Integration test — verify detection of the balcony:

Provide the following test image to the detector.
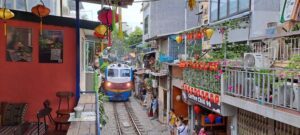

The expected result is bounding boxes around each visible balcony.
[222,67,300,127]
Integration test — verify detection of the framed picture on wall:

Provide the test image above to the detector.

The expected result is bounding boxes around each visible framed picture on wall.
[39,30,64,63]
[6,27,32,62]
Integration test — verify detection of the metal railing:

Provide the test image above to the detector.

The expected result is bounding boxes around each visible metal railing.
[80,91,101,135]
[223,67,300,112]
[251,37,300,61]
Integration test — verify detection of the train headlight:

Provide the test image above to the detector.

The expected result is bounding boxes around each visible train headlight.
[126,82,131,87]
[106,82,112,87]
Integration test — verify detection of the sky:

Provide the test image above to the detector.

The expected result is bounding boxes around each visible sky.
[82,2,143,30]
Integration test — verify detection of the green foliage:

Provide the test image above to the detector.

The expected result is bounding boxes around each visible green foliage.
[100,62,109,73]
[125,27,143,46]
[207,44,250,61]
[288,55,300,69]
[98,91,109,126]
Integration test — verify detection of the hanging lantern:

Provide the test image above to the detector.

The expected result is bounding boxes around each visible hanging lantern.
[204,92,209,101]
[215,95,220,104]
[208,113,216,123]
[31,1,50,35]
[197,89,201,97]
[205,28,214,40]
[188,0,197,11]
[194,105,201,114]
[98,7,119,29]
[196,31,202,39]
[210,93,214,102]
[176,35,183,44]
[94,25,107,39]
[201,90,205,98]
[193,32,198,40]
[0,8,14,35]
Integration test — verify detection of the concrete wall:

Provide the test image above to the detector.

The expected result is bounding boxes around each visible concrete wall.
[144,0,199,41]
[210,0,281,45]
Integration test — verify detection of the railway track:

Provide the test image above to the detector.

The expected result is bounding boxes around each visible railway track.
[113,102,146,135]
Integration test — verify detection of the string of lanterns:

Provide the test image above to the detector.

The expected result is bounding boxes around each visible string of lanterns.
[182,83,220,104]
[175,28,214,44]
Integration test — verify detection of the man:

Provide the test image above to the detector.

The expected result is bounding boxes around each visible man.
[177,116,188,135]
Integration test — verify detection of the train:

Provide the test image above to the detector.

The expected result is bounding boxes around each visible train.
[102,63,133,101]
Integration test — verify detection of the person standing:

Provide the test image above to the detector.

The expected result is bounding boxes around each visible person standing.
[151,96,158,119]
[169,109,177,135]
[177,116,188,135]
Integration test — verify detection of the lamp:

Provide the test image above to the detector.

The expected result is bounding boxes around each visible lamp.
[0,0,15,35]
[31,0,50,35]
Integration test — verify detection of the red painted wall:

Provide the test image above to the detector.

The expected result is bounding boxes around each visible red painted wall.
[0,20,76,121]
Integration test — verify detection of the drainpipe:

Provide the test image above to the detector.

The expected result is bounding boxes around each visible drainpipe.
[167,65,172,126]
[184,0,187,60]
[75,0,80,101]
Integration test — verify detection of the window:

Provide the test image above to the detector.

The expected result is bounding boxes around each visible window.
[210,1,218,22]
[120,69,131,77]
[239,0,250,11]
[144,16,149,34]
[219,0,228,19]
[108,69,118,77]
[210,0,250,22]
[229,0,237,15]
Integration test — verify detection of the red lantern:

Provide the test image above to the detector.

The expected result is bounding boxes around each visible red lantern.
[208,113,216,123]
[201,90,205,98]
[194,105,201,114]
[204,92,209,101]
[196,31,202,39]
[194,32,198,40]
[210,93,214,102]
[201,32,205,38]
[197,89,201,97]
[215,95,220,104]
[98,7,119,27]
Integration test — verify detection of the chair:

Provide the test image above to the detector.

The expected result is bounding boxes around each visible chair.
[56,91,74,117]
[43,100,70,131]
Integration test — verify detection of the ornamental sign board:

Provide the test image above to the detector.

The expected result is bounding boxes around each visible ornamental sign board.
[183,84,221,114]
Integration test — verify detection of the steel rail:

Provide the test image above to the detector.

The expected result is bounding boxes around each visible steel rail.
[124,102,143,135]
[113,103,123,135]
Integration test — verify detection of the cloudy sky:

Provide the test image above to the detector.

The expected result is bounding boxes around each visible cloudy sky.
[82,2,143,29]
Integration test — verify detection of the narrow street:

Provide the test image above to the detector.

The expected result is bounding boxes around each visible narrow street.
[101,97,169,135]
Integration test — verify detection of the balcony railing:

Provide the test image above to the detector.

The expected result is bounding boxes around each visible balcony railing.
[223,67,300,112]
[251,37,300,61]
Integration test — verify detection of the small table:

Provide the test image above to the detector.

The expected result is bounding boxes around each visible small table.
[67,94,97,135]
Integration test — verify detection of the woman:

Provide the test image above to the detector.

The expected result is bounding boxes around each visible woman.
[198,127,207,135]
[168,109,177,135]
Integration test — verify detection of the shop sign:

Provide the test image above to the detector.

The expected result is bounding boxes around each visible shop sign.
[182,84,221,113]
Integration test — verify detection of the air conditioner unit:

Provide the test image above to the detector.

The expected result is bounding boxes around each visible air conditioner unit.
[274,83,299,109]
[244,53,271,69]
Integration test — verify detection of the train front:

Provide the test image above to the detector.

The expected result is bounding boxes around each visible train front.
[103,64,133,101]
